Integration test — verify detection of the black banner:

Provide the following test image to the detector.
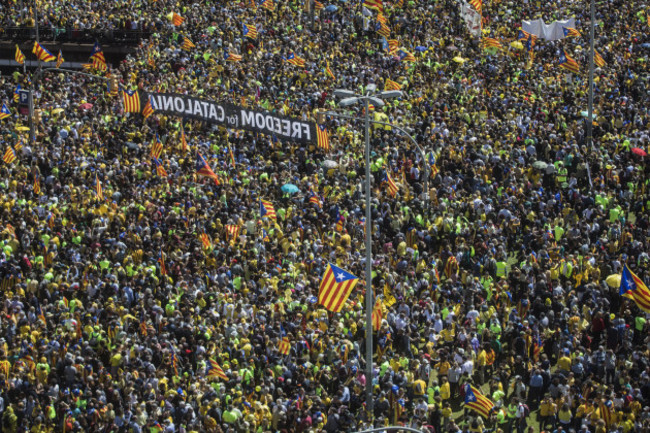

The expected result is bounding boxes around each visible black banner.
[146,92,316,144]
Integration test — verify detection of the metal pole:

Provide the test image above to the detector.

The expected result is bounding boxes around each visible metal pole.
[28,89,35,144]
[364,97,374,417]
[311,0,315,29]
[586,0,595,151]
[325,111,430,215]
[353,427,427,433]
[583,0,595,188]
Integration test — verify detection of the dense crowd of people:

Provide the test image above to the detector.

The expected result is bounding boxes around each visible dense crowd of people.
[0,0,650,432]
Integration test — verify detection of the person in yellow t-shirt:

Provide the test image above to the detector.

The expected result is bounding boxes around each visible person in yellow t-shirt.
[435,358,451,377]
[439,376,451,401]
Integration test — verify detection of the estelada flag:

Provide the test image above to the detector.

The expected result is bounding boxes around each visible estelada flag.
[318,263,359,312]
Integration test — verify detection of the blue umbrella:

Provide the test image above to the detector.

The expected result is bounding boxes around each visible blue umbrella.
[325,4,338,11]
[281,183,300,194]
[415,46,427,52]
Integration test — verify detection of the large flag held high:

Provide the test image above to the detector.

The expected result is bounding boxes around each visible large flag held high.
[620,264,650,313]
[464,384,494,417]
[318,263,359,312]
[32,42,56,62]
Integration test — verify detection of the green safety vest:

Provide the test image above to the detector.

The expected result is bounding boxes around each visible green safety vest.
[496,262,507,277]
[507,404,518,418]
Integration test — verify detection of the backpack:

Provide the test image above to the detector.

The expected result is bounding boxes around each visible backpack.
[519,403,530,418]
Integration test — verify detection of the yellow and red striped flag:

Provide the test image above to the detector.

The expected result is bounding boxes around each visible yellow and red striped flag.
[15,45,25,64]
[284,53,305,67]
[32,42,56,62]
[260,200,277,220]
[469,0,482,14]
[33,176,40,195]
[95,174,103,200]
[142,96,154,120]
[181,36,195,51]
[482,37,502,49]
[56,50,64,68]
[559,51,580,74]
[385,78,402,90]
[464,384,494,417]
[199,232,212,250]
[151,134,163,159]
[207,359,228,380]
[171,13,185,26]
[372,298,383,331]
[383,172,399,197]
[620,264,650,313]
[325,61,335,80]
[225,224,241,242]
[594,50,606,67]
[242,23,258,39]
[318,263,359,312]
[317,124,330,151]
[122,88,141,113]
[278,337,291,355]
[3,147,16,164]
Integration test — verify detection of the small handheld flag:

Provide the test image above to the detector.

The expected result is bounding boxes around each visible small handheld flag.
[172,13,185,26]
[562,27,582,38]
[316,124,330,151]
[325,61,335,80]
[594,50,606,68]
[318,263,359,312]
[152,158,168,177]
[382,172,399,197]
[0,104,10,120]
[620,264,650,313]
[3,147,16,164]
[199,232,212,250]
[15,45,25,64]
[396,49,416,62]
[142,96,154,120]
[284,53,306,67]
[33,176,41,195]
[181,37,196,51]
[464,384,494,417]
[242,23,258,39]
[151,134,163,159]
[122,88,141,113]
[558,51,580,74]
[260,200,277,220]
[13,85,21,103]
[372,298,383,331]
[224,51,243,62]
[195,153,220,185]
[207,359,228,380]
[259,0,275,11]
[363,0,384,13]
[95,174,103,200]
[56,50,64,68]
[385,78,402,91]
[32,42,56,62]
[89,42,107,70]
[278,337,291,355]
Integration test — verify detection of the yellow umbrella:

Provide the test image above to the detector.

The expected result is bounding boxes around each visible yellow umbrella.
[452,56,467,63]
[606,274,621,288]
[51,108,64,114]
[15,126,30,132]
[510,41,524,50]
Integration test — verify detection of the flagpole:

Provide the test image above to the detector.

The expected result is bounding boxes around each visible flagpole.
[586,0,595,163]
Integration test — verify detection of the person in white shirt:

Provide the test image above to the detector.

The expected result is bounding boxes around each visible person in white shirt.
[462,357,474,377]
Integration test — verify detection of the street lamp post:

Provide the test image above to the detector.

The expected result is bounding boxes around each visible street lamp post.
[323,111,430,216]
[332,86,402,416]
